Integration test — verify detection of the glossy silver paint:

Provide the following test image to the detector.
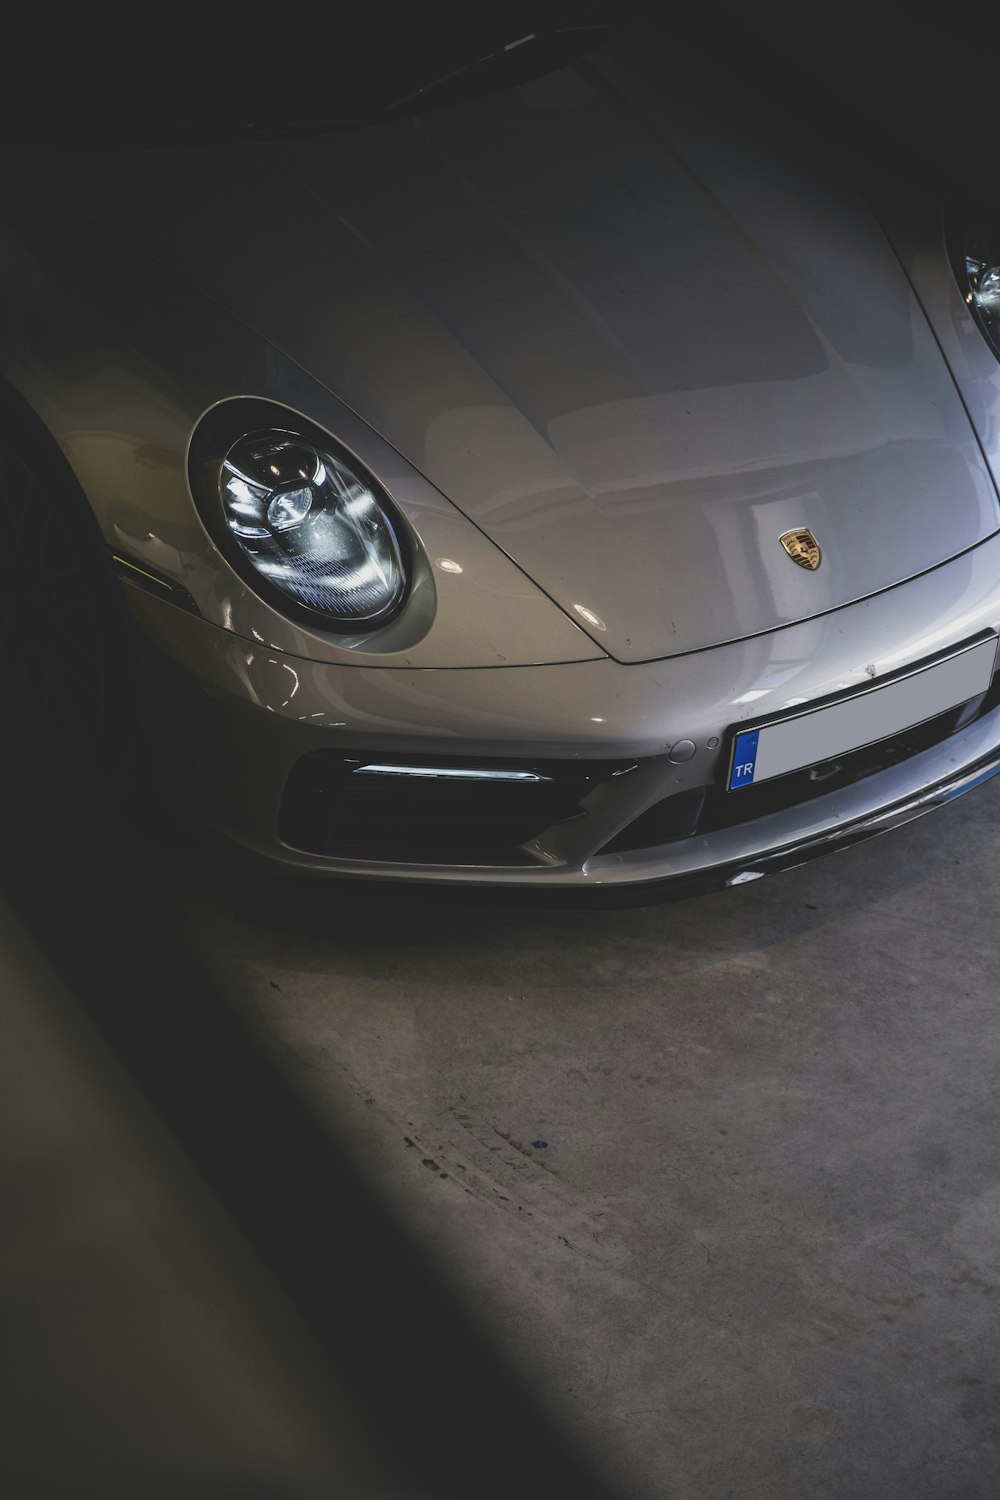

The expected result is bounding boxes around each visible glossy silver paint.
[24,39,999,666]
[2,20,1000,889]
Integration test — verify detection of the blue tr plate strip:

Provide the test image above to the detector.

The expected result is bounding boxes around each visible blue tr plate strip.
[730,729,759,790]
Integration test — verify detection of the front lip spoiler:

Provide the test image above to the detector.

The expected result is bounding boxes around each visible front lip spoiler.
[501,745,1000,908]
[440,747,1000,908]
[713,745,1000,889]
[566,739,1000,907]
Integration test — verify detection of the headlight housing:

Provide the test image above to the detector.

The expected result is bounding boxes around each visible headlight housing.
[190,405,409,631]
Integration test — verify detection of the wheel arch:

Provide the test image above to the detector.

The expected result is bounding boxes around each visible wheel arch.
[0,371,108,551]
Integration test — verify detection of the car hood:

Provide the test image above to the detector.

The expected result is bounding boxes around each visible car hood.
[36,31,1000,662]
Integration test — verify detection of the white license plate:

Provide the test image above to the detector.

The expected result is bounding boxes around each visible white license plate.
[728,635,997,791]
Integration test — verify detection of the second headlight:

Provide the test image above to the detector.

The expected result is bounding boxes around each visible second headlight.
[952,224,1000,362]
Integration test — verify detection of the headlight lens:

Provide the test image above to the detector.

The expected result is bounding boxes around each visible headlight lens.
[219,429,407,625]
[956,228,1000,360]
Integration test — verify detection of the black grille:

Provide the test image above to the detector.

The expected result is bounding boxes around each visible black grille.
[278,751,638,862]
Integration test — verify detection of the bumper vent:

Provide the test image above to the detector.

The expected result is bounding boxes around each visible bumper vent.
[278,751,637,863]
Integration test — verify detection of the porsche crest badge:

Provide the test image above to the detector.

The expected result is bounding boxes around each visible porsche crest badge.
[779,528,821,570]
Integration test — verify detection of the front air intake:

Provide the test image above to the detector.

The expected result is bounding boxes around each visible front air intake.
[278,750,637,863]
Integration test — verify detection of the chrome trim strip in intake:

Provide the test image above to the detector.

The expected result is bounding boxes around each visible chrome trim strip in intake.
[353,764,552,783]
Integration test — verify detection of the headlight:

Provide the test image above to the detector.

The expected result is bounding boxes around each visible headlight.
[954,226,1000,361]
[220,429,407,626]
[192,415,409,630]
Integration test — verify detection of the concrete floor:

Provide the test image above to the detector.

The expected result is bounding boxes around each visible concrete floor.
[164,778,1000,1499]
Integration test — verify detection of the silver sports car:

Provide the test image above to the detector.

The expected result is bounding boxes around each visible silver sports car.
[4,16,1000,896]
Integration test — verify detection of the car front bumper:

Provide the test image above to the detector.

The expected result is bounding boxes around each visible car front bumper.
[123,532,1000,895]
